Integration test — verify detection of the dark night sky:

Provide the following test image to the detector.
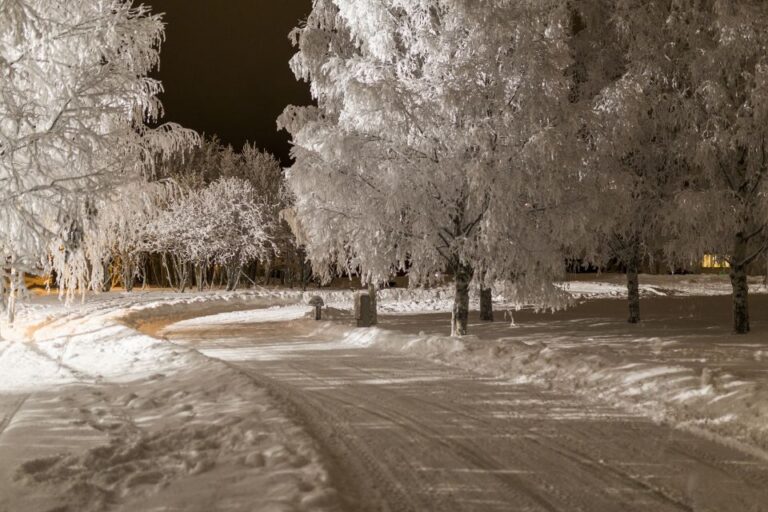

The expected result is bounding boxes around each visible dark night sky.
[146,1,313,164]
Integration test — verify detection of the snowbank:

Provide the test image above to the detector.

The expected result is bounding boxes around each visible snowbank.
[560,273,768,299]
[169,304,310,328]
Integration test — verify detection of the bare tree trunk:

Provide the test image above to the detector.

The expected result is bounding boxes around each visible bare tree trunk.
[480,287,493,321]
[178,261,188,293]
[367,282,378,326]
[226,264,241,292]
[0,270,7,317]
[170,255,188,293]
[730,265,750,334]
[17,271,28,301]
[195,263,206,292]
[208,266,217,291]
[478,268,493,321]
[730,232,750,334]
[252,261,259,287]
[262,261,271,286]
[301,254,310,291]
[7,266,18,325]
[626,245,641,324]
[451,263,474,336]
[101,258,112,292]
[121,254,134,292]
[161,253,175,290]
[139,261,148,290]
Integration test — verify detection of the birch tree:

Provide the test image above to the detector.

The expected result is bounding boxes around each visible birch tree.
[578,0,768,333]
[0,0,196,315]
[281,0,585,335]
[675,1,768,334]
[148,177,276,292]
[584,0,688,324]
[198,177,276,291]
[81,181,176,293]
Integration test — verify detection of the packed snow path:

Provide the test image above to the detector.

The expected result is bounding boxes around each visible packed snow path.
[162,314,768,512]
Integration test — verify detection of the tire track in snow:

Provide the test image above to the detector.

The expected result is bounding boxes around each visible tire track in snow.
[276,361,564,511]
[306,367,699,512]
[253,370,419,512]
[0,394,30,438]
[525,433,693,511]
[277,361,567,510]
[176,342,688,511]
[334,359,696,510]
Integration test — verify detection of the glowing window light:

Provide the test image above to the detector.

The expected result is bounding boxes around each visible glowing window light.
[702,254,730,269]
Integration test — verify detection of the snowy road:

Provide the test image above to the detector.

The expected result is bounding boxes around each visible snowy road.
[162,314,768,512]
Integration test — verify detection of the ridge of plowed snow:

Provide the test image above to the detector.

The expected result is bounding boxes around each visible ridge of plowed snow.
[334,317,768,459]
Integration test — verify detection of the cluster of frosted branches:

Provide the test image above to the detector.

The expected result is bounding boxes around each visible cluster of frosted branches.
[157,137,303,291]
[58,176,277,296]
[53,180,179,298]
[146,177,276,291]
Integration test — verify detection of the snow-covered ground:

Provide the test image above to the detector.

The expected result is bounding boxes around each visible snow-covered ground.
[2,273,767,510]
[149,274,768,456]
[160,282,768,511]
[0,291,338,512]
[560,272,768,299]
[335,275,768,458]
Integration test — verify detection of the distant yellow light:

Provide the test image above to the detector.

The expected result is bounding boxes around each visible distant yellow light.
[702,254,729,269]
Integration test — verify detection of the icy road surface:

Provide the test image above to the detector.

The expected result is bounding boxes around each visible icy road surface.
[162,313,768,512]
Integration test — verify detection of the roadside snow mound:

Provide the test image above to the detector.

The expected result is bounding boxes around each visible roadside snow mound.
[170,304,310,328]
[346,326,768,457]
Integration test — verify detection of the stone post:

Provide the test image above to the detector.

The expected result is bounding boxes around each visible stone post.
[308,296,324,320]
[355,292,374,327]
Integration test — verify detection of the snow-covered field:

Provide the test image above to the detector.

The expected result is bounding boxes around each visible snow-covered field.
[1,273,767,510]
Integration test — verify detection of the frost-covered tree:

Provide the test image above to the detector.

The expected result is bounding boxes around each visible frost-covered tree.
[144,188,197,292]
[582,1,688,324]
[0,0,196,316]
[159,136,224,190]
[148,177,275,292]
[81,181,176,293]
[281,0,586,335]
[673,1,768,334]
[199,177,276,291]
[157,138,295,288]
[576,0,768,333]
